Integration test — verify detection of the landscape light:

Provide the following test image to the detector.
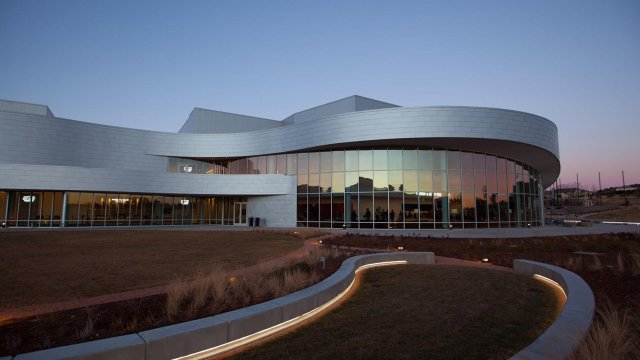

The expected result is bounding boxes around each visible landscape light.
[176,260,408,360]
[533,274,567,299]
[318,240,323,244]
[397,246,404,250]
[481,258,490,263]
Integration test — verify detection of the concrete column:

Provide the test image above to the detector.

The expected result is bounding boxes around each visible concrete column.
[61,192,68,228]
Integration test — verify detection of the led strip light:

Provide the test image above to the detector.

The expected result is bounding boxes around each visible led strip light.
[176,260,408,359]
[533,274,567,300]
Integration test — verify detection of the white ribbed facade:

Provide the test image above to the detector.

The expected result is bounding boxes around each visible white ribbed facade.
[0,96,559,229]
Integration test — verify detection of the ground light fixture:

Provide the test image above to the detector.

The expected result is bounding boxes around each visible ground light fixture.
[481,258,490,263]
[175,260,408,360]
[318,239,323,244]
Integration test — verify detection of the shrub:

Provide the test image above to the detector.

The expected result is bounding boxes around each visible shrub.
[571,302,639,359]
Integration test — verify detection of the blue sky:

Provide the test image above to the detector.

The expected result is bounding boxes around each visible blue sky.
[1,0,638,188]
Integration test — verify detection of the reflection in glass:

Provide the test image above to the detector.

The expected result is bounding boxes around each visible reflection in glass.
[308,173,320,193]
[93,194,106,226]
[359,171,373,192]
[286,154,297,175]
[359,193,373,227]
[332,151,345,172]
[297,153,308,175]
[403,170,418,192]
[461,152,474,170]
[389,192,403,229]
[78,193,93,226]
[373,193,388,224]
[276,155,286,174]
[418,170,432,192]
[433,150,446,170]
[462,170,474,192]
[474,153,486,171]
[373,150,387,170]
[345,172,359,192]
[320,152,332,173]
[345,193,357,227]
[374,171,388,191]
[320,173,331,193]
[345,151,358,171]
[403,150,417,170]
[297,174,308,193]
[388,150,402,170]
[404,192,419,228]
[359,150,373,171]
[462,192,476,226]
[332,193,344,225]
[449,192,462,224]
[418,150,432,170]
[388,170,403,191]
[308,195,319,221]
[332,172,345,193]
[320,194,331,221]
[297,195,307,222]
[267,155,277,174]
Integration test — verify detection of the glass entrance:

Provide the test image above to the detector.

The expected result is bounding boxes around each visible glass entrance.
[233,202,248,225]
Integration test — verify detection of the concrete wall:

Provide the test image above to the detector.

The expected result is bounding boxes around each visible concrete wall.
[10,252,435,360]
[7,256,593,360]
[511,259,595,360]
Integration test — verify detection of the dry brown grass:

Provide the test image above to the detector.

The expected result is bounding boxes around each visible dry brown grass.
[162,247,334,322]
[584,205,640,221]
[0,230,304,308]
[571,302,640,360]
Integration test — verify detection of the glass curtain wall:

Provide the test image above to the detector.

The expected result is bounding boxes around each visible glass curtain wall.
[0,191,246,227]
[295,148,542,229]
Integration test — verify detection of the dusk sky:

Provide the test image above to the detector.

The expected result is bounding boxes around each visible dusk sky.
[1,1,638,189]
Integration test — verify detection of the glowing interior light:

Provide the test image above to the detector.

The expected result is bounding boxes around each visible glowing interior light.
[183,165,193,173]
[397,246,404,250]
[180,199,190,205]
[175,260,408,360]
[21,195,36,203]
[533,274,567,300]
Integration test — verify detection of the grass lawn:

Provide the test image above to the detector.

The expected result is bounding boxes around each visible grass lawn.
[229,265,560,360]
[0,230,304,308]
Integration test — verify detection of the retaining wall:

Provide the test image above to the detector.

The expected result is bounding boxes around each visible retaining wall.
[510,259,595,360]
[8,255,594,360]
[12,252,434,360]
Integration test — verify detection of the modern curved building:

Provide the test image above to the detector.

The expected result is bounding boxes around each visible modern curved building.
[0,96,559,229]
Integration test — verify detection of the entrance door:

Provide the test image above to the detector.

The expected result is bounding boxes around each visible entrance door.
[233,202,248,225]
